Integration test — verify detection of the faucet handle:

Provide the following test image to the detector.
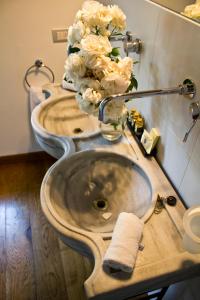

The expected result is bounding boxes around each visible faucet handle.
[123,31,142,56]
[183,102,200,142]
[190,102,200,119]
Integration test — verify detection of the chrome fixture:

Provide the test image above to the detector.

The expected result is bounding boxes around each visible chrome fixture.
[99,79,196,123]
[25,59,55,87]
[109,31,142,55]
[183,102,200,142]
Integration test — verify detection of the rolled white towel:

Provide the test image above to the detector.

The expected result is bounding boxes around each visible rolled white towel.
[103,212,144,273]
[29,86,45,112]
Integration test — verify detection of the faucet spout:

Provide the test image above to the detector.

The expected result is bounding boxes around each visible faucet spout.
[98,79,196,122]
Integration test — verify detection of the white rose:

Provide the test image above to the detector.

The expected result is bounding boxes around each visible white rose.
[94,55,112,71]
[82,1,103,12]
[76,93,99,117]
[101,73,130,94]
[192,5,200,18]
[84,7,112,31]
[81,52,111,71]
[74,77,101,92]
[80,52,98,69]
[64,53,86,81]
[183,3,200,19]
[81,35,112,56]
[76,1,111,34]
[75,2,116,36]
[76,93,97,115]
[75,10,84,22]
[67,21,90,45]
[82,88,103,104]
[117,57,133,80]
[93,56,118,79]
[108,5,126,30]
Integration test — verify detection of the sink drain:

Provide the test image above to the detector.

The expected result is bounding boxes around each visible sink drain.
[73,127,83,134]
[93,199,108,211]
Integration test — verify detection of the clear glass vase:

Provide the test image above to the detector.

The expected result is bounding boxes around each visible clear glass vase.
[99,100,127,141]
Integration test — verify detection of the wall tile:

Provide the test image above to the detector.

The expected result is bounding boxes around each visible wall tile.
[157,123,190,188]
[179,131,200,206]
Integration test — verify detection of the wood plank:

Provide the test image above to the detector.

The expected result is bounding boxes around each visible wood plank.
[0,155,55,196]
[59,240,94,300]
[29,189,69,300]
[5,193,36,300]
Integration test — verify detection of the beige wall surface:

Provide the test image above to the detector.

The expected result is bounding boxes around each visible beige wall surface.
[0,0,84,156]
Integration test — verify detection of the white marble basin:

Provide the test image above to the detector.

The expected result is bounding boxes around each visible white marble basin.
[32,93,100,139]
[41,149,154,239]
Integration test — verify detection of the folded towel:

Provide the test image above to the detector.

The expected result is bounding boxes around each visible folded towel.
[62,74,76,91]
[29,86,45,112]
[103,212,144,273]
[62,79,76,91]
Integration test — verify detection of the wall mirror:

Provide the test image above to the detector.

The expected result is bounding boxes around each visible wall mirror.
[151,0,200,24]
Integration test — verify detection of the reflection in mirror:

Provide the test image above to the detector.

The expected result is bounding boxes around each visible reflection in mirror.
[151,0,200,23]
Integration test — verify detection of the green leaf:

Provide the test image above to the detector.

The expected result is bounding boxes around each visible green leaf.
[67,45,80,55]
[133,61,139,65]
[127,74,138,92]
[111,47,120,57]
[131,76,138,90]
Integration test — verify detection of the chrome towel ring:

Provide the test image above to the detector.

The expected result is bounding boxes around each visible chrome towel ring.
[25,59,55,87]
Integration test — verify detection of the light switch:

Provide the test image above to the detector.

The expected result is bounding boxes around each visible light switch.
[52,29,68,43]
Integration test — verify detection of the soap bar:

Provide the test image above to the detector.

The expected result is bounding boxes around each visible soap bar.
[141,128,160,154]
[149,128,160,149]
[141,130,153,154]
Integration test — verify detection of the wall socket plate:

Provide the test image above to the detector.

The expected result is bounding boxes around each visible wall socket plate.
[52,28,68,43]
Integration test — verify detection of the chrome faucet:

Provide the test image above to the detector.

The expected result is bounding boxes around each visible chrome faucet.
[98,79,196,123]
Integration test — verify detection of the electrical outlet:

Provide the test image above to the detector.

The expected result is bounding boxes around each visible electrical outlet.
[52,29,68,43]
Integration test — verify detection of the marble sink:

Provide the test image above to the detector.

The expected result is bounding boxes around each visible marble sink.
[31,90,100,159]
[41,149,155,241]
[31,93,100,139]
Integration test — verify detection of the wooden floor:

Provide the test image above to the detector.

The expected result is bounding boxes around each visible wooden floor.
[0,153,150,300]
[0,153,94,300]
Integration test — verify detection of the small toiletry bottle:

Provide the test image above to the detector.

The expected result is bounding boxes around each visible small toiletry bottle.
[128,109,139,128]
[134,117,144,138]
[132,111,141,128]
[128,109,136,122]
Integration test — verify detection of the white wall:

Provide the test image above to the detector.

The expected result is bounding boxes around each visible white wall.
[0,0,84,156]
[103,0,200,209]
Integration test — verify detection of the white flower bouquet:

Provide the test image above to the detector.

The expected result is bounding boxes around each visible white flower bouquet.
[64,0,138,116]
[182,0,200,22]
